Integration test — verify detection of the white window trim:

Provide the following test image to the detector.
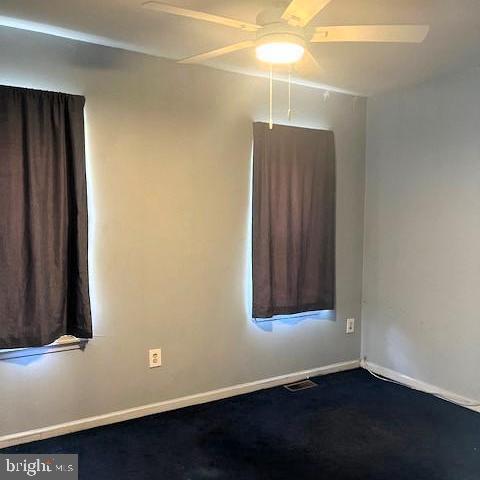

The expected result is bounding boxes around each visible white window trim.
[0,335,87,360]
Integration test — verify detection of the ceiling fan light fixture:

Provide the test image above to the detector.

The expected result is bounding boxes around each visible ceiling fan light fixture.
[256,41,305,64]
[255,31,306,64]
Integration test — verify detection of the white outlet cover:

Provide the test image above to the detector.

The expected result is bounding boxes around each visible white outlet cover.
[346,318,355,334]
[149,348,162,368]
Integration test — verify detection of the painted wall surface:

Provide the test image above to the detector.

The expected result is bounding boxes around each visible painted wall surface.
[363,67,480,399]
[0,27,366,437]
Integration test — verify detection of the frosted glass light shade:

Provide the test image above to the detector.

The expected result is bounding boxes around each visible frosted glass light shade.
[255,42,305,64]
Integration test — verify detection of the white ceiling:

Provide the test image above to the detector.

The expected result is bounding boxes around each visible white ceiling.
[1,0,479,95]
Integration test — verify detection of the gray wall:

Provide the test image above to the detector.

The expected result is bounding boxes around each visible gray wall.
[363,66,480,399]
[0,27,366,437]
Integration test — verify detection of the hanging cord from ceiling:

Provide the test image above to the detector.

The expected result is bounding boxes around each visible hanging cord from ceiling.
[268,65,295,129]
[288,67,292,121]
[363,363,480,407]
[269,64,273,130]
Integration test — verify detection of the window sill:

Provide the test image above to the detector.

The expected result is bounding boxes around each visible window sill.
[253,309,335,322]
[0,335,88,360]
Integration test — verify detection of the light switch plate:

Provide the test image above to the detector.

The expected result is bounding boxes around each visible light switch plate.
[346,318,355,334]
[149,348,162,368]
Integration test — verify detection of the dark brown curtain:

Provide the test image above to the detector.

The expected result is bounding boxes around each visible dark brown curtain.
[252,122,336,318]
[0,85,92,348]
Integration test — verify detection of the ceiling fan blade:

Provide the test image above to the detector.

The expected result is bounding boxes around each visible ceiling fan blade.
[178,41,255,64]
[142,1,261,32]
[282,0,333,27]
[311,25,430,43]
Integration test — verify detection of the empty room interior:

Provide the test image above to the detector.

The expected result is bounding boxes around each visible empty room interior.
[0,0,479,478]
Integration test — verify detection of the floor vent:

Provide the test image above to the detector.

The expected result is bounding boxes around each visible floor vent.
[284,379,318,392]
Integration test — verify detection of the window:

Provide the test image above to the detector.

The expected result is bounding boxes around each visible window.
[251,122,336,319]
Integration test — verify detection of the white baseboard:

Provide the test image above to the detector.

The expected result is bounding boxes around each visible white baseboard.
[0,359,359,449]
[362,360,480,414]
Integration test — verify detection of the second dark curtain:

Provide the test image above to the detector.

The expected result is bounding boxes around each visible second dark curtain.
[0,85,92,348]
[252,122,336,318]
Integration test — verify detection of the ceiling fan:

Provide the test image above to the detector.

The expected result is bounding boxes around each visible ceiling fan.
[141,0,430,68]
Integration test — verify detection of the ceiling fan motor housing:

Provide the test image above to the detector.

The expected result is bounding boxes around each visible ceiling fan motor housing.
[255,7,307,53]
[256,23,306,44]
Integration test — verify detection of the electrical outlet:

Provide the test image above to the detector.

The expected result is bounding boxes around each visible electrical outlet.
[346,318,355,334]
[149,348,162,368]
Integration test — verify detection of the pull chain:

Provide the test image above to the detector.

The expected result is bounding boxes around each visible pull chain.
[288,67,292,121]
[269,64,273,130]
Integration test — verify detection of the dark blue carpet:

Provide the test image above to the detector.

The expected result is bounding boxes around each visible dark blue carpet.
[2,369,479,479]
